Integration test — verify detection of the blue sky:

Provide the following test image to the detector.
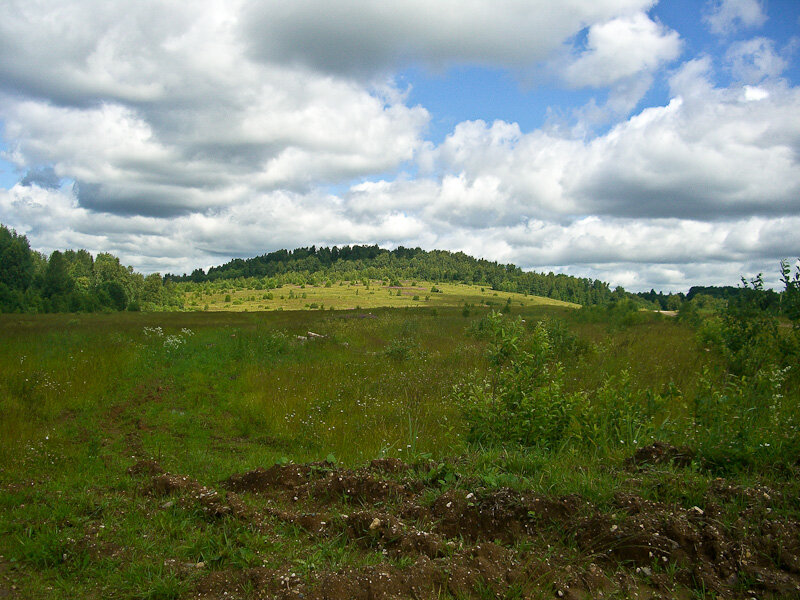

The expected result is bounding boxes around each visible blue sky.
[400,0,800,142]
[1,0,799,291]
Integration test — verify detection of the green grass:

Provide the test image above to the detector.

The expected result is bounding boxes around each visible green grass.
[181,279,576,312]
[1,305,797,598]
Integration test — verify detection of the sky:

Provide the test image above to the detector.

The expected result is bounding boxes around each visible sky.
[1,0,799,292]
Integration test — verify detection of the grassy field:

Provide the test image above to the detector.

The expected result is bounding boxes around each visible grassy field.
[1,305,798,599]
[181,280,577,312]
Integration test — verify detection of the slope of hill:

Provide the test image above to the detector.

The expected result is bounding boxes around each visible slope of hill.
[169,245,615,306]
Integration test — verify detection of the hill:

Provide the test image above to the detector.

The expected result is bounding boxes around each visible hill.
[168,245,615,306]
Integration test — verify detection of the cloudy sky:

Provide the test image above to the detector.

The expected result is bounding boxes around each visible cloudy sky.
[1,0,799,291]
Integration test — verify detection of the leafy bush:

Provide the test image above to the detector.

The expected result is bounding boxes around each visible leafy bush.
[454,312,579,449]
[569,370,664,452]
[536,317,593,360]
[384,337,418,361]
[780,258,800,327]
[702,275,783,376]
[693,365,796,473]
[576,297,649,328]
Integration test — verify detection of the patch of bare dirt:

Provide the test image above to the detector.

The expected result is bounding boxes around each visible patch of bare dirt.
[222,463,422,507]
[126,458,165,476]
[369,457,410,474]
[128,460,256,522]
[223,464,323,493]
[125,457,800,600]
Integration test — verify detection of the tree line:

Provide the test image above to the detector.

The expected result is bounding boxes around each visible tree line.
[635,282,785,313]
[167,244,616,306]
[0,225,182,313]
[6,221,795,315]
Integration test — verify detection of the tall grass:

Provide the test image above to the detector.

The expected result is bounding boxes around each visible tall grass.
[2,304,798,598]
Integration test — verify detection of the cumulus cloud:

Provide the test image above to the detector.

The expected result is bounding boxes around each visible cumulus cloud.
[19,166,60,189]
[0,0,431,217]
[725,37,788,83]
[556,12,681,130]
[572,86,800,219]
[417,70,800,223]
[704,0,767,35]
[562,13,681,88]
[0,0,798,292]
[240,0,656,76]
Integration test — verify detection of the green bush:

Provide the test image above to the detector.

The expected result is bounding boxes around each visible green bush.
[384,337,417,361]
[454,312,579,449]
[569,370,663,452]
[693,364,795,473]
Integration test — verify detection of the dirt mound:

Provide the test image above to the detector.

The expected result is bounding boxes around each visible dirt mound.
[369,457,410,474]
[425,488,583,543]
[309,470,415,504]
[149,473,200,496]
[126,459,165,476]
[625,441,694,469]
[222,464,320,493]
[344,510,448,558]
[572,491,800,597]
[127,465,255,522]
[156,460,800,600]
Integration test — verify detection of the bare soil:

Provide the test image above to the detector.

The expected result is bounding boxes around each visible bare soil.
[125,444,800,600]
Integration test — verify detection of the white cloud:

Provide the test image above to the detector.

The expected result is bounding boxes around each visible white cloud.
[704,0,767,35]
[725,37,788,83]
[0,0,431,217]
[0,0,798,293]
[667,56,717,99]
[417,72,800,223]
[556,12,680,130]
[5,181,797,292]
[743,85,769,101]
[563,13,681,88]
[240,0,657,76]
[572,85,800,219]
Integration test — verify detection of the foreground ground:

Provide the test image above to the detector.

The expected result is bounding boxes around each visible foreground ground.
[1,307,798,598]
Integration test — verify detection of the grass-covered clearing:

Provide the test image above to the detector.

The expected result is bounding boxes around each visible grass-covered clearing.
[182,280,576,312]
[1,304,798,599]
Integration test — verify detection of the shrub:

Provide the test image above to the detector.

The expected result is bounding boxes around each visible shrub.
[384,337,416,361]
[569,370,662,451]
[454,312,579,449]
[693,365,795,473]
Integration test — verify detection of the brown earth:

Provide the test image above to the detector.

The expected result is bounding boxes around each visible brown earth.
[124,448,800,600]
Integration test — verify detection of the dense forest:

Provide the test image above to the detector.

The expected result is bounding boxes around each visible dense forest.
[0,224,183,313]
[167,244,617,306]
[635,282,784,312]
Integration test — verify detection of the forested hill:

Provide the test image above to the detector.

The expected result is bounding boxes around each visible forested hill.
[167,245,616,306]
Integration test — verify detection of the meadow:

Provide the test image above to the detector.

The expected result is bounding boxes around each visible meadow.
[180,279,576,312]
[1,287,798,599]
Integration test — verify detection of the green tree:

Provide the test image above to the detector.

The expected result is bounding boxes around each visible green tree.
[781,259,800,326]
[93,253,132,308]
[142,273,164,308]
[0,225,35,291]
[43,251,74,298]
